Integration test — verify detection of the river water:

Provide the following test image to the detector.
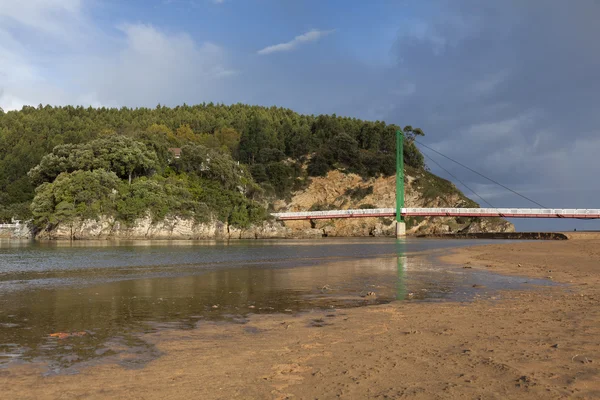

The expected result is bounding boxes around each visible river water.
[0,238,553,373]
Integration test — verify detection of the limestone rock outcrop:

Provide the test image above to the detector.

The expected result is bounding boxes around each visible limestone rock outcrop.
[34,170,514,240]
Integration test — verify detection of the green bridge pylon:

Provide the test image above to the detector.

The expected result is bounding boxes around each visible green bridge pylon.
[396,129,406,237]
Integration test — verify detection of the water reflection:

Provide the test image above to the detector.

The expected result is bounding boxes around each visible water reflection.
[0,239,553,373]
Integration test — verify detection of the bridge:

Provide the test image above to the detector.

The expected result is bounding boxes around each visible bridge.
[0,222,21,229]
[270,129,598,237]
[0,221,27,239]
[272,208,600,221]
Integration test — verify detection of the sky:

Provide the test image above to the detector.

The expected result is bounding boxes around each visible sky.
[0,0,599,231]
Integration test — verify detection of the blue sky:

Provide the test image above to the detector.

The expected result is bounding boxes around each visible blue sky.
[1,0,599,231]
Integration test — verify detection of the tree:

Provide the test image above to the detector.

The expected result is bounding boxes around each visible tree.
[30,170,121,228]
[330,133,360,167]
[258,148,285,163]
[178,144,212,177]
[147,123,173,138]
[403,125,425,142]
[238,111,277,164]
[28,136,158,185]
[133,128,172,169]
[95,136,158,184]
[284,123,311,158]
[250,164,268,183]
[265,162,294,197]
[178,143,255,191]
[307,153,330,177]
[175,124,196,142]
[360,150,381,177]
[400,127,425,170]
[28,145,100,184]
[116,176,197,223]
[2,103,430,223]
[197,133,221,149]
[215,127,240,154]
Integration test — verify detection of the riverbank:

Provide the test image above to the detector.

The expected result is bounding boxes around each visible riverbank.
[417,231,571,240]
[3,236,599,399]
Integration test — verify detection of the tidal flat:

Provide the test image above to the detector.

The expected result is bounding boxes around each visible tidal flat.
[1,237,598,399]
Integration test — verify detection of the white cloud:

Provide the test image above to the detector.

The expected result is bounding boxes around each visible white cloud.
[0,2,77,110]
[0,0,82,37]
[257,29,335,55]
[79,24,237,107]
[0,2,237,111]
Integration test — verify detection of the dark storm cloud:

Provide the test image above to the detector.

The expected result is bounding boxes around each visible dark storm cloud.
[379,0,600,222]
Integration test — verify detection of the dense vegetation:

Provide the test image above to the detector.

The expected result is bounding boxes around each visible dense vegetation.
[0,104,426,227]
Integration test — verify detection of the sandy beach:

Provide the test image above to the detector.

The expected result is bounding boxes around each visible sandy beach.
[3,235,599,399]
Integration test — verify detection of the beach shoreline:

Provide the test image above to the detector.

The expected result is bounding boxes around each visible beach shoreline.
[3,235,599,399]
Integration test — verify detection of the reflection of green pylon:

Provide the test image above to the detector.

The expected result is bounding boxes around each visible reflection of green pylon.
[396,239,407,300]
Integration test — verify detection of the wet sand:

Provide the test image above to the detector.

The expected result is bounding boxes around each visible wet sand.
[3,235,600,399]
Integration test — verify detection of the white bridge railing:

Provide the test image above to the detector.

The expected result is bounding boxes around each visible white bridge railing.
[272,208,600,220]
[0,224,20,228]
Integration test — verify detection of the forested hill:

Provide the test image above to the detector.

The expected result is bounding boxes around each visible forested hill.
[0,104,426,227]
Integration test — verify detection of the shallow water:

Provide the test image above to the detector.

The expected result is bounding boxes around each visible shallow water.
[0,238,554,373]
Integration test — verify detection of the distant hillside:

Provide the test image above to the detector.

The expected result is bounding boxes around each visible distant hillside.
[0,104,511,236]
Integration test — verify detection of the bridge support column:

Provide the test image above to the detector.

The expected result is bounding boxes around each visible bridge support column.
[396,129,405,237]
[396,221,406,237]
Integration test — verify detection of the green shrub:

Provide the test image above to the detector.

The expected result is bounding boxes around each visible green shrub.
[380,218,394,226]
[358,203,376,209]
[265,162,294,197]
[345,186,373,201]
[307,153,331,177]
[405,216,425,229]
[309,203,337,211]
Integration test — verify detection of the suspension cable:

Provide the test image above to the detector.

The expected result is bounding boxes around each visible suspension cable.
[420,149,497,209]
[414,139,547,208]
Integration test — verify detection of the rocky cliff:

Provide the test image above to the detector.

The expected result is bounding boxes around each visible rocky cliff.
[273,169,514,237]
[35,217,292,240]
[35,168,513,240]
